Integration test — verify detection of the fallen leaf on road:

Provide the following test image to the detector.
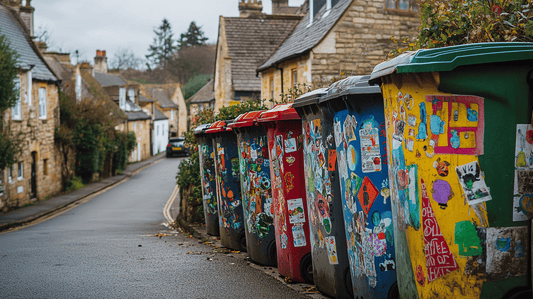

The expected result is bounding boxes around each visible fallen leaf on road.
[303,287,320,294]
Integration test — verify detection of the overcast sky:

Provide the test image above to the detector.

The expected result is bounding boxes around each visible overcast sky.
[33,0,305,66]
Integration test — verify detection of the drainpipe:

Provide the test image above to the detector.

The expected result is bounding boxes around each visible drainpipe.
[276,64,284,97]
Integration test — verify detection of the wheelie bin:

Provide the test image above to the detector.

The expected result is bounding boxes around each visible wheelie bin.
[369,42,533,299]
[257,103,314,283]
[194,123,219,236]
[228,111,277,266]
[320,76,398,298]
[206,120,246,252]
[294,88,353,298]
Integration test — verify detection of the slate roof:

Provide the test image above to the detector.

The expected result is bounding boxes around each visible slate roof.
[94,72,127,87]
[139,95,154,103]
[80,68,127,120]
[258,0,353,71]
[0,5,57,81]
[223,15,300,92]
[154,107,168,121]
[142,85,179,109]
[188,79,215,104]
[125,111,151,121]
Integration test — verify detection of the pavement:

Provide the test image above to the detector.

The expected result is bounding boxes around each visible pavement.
[0,153,166,232]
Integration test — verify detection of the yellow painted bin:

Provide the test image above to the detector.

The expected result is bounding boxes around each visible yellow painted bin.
[369,43,533,299]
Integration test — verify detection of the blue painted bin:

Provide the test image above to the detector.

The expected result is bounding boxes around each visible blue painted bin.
[206,120,246,252]
[194,123,219,236]
[294,89,353,298]
[229,111,277,266]
[320,76,398,299]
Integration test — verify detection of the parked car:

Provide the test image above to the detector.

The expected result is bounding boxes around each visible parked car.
[166,137,189,157]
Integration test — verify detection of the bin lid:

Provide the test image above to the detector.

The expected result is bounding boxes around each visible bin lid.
[228,110,265,129]
[258,103,300,123]
[193,123,212,136]
[205,120,233,133]
[320,75,381,103]
[293,88,327,108]
[370,42,533,82]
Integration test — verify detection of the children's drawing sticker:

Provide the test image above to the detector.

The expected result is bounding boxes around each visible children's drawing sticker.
[280,232,288,249]
[334,120,342,146]
[347,144,358,171]
[284,138,297,153]
[285,172,295,193]
[431,179,454,209]
[454,220,482,256]
[486,226,528,276]
[292,224,307,247]
[455,161,492,205]
[325,236,339,264]
[287,198,306,224]
[433,158,450,177]
[359,115,382,173]
[404,93,414,110]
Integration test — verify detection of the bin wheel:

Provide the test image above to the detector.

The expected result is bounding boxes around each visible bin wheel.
[299,253,314,284]
[344,267,354,298]
[388,282,399,299]
[238,231,247,252]
[267,240,277,267]
[502,287,531,299]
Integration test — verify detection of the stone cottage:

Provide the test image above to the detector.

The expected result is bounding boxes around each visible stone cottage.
[139,84,187,137]
[213,0,302,111]
[188,78,215,122]
[257,0,420,102]
[0,0,62,212]
[92,51,152,162]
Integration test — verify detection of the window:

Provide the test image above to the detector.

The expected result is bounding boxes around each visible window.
[39,87,47,119]
[119,88,126,110]
[75,74,82,101]
[8,166,13,183]
[17,162,23,180]
[270,76,274,100]
[133,123,137,132]
[27,70,32,106]
[292,69,298,87]
[43,159,48,175]
[386,0,417,11]
[128,89,135,103]
[156,125,159,136]
[12,77,21,120]
[171,110,174,121]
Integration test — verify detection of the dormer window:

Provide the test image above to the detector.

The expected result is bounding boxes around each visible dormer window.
[128,89,135,103]
[308,0,332,26]
[119,87,126,110]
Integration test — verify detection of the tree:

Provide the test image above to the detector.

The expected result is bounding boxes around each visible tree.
[169,43,215,84]
[178,21,208,49]
[110,48,143,70]
[0,32,21,171]
[391,0,533,56]
[145,18,178,70]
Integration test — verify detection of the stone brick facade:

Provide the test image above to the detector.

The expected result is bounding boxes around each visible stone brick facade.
[0,72,62,212]
[260,0,420,100]
[127,119,151,162]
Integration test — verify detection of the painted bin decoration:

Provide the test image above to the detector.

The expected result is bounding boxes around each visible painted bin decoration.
[194,123,220,236]
[369,42,533,299]
[320,76,398,298]
[258,103,314,283]
[229,111,277,266]
[205,120,247,252]
[294,89,353,298]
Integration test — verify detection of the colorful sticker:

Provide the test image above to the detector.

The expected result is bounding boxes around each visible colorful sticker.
[485,226,528,276]
[513,124,533,221]
[287,198,306,224]
[284,138,297,153]
[454,221,482,257]
[328,149,337,171]
[421,179,459,282]
[360,116,382,173]
[455,161,492,205]
[325,236,339,264]
[292,224,307,247]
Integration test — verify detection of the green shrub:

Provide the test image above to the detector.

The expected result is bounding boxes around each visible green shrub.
[66,176,85,193]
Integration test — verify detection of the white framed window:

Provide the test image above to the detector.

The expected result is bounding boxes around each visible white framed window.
[119,88,126,110]
[12,77,21,120]
[17,162,23,180]
[27,70,32,106]
[133,123,137,132]
[171,110,174,120]
[386,0,417,11]
[128,89,135,103]
[39,87,47,119]
[156,125,159,136]
[75,74,82,101]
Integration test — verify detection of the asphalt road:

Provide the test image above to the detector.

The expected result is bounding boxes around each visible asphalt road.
[0,157,309,299]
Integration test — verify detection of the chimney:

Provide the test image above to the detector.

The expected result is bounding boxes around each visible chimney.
[34,40,47,53]
[19,0,34,36]
[239,0,262,17]
[272,0,288,14]
[94,50,108,74]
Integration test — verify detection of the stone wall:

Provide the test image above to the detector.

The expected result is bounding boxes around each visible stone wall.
[260,54,311,104]
[214,16,233,112]
[311,0,420,82]
[0,73,62,212]
[127,119,151,162]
